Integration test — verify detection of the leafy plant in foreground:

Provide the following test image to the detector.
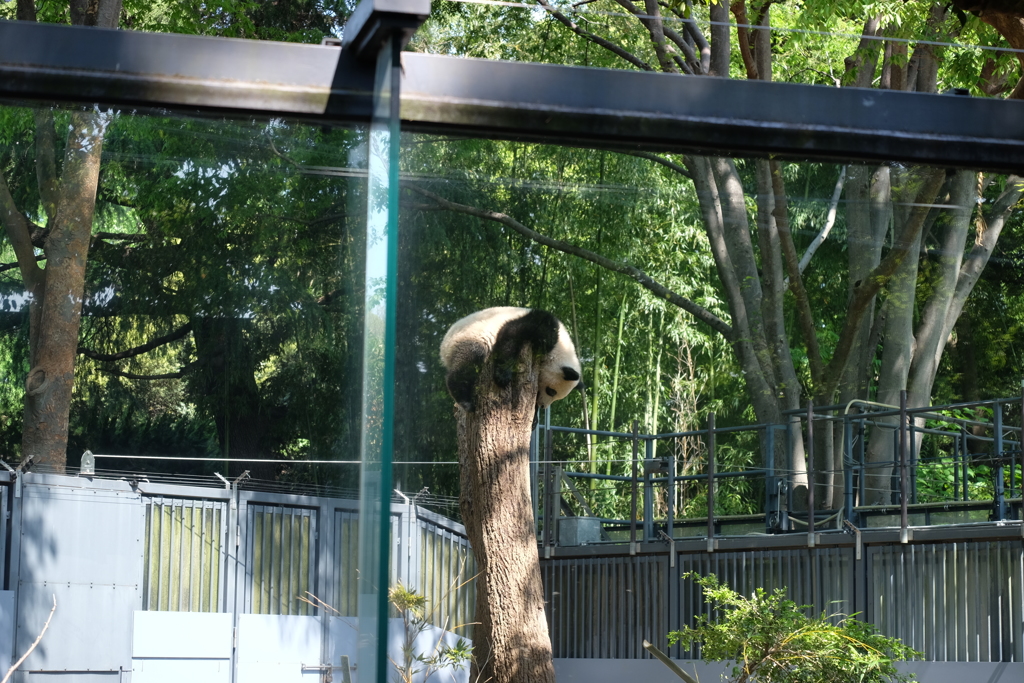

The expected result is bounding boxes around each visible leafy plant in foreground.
[667,573,920,683]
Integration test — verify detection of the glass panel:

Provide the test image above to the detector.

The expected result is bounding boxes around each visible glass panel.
[356,34,403,683]
[391,131,1024,664]
[0,99,370,625]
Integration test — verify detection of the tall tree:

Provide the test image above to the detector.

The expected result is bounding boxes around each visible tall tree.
[0,0,122,470]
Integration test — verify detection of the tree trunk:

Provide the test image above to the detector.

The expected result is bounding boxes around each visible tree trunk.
[21,110,111,471]
[3,0,122,471]
[457,344,556,683]
[862,170,933,504]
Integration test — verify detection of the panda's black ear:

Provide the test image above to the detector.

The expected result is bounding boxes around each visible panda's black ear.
[562,366,580,381]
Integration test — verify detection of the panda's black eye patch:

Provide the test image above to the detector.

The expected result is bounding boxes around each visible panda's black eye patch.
[562,367,580,381]
[545,387,558,397]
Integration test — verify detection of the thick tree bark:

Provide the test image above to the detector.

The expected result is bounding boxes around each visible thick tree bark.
[20,110,111,471]
[457,344,555,683]
[0,0,122,471]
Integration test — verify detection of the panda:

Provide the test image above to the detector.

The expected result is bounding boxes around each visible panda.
[440,307,582,412]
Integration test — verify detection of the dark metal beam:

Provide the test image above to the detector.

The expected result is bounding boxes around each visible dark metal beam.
[2,21,1024,171]
[399,54,1024,173]
[0,20,374,119]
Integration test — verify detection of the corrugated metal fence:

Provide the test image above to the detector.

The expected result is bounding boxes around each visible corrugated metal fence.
[541,536,1024,662]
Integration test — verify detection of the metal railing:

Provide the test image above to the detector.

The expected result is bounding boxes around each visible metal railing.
[531,392,1024,548]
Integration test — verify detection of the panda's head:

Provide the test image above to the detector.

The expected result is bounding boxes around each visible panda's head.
[537,323,583,407]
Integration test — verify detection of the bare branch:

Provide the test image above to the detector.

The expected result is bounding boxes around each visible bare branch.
[99,368,189,380]
[92,232,147,242]
[535,0,655,71]
[0,254,46,274]
[612,0,679,73]
[771,160,824,387]
[797,166,846,274]
[2,595,55,683]
[731,1,759,80]
[406,183,733,338]
[625,151,693,179]
[79,322,193,362]
[0,171,44,289]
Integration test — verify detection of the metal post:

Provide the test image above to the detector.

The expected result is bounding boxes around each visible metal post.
[961,424,970,502]
[765,425,776,533]
[807,402,815,544]
[953,429,960,501]
[844,412,855,525]
[643,438,654,543]
[786,417,795,526]
[532,411,540,540]
[858,418,866,508]
[910,413,918,504]
[667,452,675,541]
[630,421,639,555]
[994,401,1006,521]
[899,390,909,544]
[707,413,715,553]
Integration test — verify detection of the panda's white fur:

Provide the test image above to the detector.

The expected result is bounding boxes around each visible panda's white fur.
[440,307,582,411]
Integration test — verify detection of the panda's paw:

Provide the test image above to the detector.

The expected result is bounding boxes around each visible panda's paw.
[458,399,476,412]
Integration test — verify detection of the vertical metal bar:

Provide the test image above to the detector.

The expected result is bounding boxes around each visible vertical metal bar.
[844,413,855,525]
[643,438,654,543]
[187,501,196,611]
[667,452,675,541]
[198,504,206,612]
[858,418,866,507]
[900,390,909,544]
[765,425,776,533]
[807,402,815,539]
[531,410,540,534]
[962,425,970,502]
[995,402,1006,521]
[954,430,961,501]
[910,414,919,505]
[630,420,639,554]
[707,412,716,553]
[176,502,185,611]
[786,417,795,526]
[545,417,555,549]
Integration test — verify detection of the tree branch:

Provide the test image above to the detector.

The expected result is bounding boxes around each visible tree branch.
[99,368,189,381]
[2,595,55,683]
[797,166,846,274]
[0,255,46,274]
[0,170,44,289]
[535,0,655,71]
[625,151,693,179]
[92,232,147,242]
[613,0,687,72]
[405,183,733,338]
[731,1,759,79]
[78,322,193,362]
[770,160,824,388]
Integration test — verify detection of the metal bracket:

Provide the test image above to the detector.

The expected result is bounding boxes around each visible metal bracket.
[1,454,35,498]
[80,450,95,476]
[843,520,862,561]
[658,531,676,568]
[342,0,430,61]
